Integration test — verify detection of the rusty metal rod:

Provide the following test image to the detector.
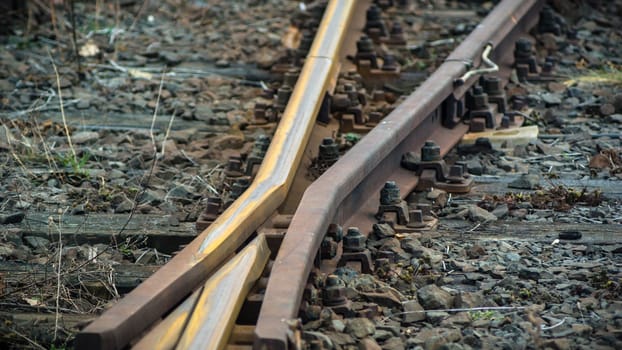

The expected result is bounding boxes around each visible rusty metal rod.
[254,1,545,349]
[75,1,356,349]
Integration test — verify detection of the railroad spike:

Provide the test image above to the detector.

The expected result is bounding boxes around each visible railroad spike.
[376,181,410,225]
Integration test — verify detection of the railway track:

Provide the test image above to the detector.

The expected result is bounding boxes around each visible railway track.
[75,1,622,349]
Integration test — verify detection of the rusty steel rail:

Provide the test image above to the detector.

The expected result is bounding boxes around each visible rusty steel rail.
[254,0,545,348]
[133,235,270,350]
[75,1,356,348]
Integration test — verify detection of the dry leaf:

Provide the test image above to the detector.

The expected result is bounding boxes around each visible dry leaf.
[282,25,301,50]
[79,40,101,57]
[575,58,588,70]
[23,297,42,306]
[128,69,153,80]
[589,154,611,169]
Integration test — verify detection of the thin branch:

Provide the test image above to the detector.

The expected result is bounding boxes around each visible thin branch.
[129,0,150,32]
[116,70,166,240]
[381,306,527,322]
[149,73,165,155]
[9,327,46,350]
[48,49,77,163]
[54,208,67,342]
[68,0,82,78]
[159,111,176,157]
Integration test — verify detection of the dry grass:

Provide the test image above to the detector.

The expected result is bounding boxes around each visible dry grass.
[564,61,622,87]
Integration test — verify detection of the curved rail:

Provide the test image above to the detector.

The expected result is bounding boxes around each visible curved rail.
[254,0,545,348]
[134,235,269,350]
[75,1,356,348]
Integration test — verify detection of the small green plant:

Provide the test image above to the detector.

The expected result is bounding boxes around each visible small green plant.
[118,243,133,257]
[414,60,428,71]
[519,288,532,299]
[470,310,496,321]
[343,133,361,145]
[57,151,90,176]
[399,269,413,283]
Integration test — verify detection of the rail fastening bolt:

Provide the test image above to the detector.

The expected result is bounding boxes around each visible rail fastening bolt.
[482,76,502,95]
[356,35,374,54]
[318,137,339,166]
[230,177,250,199]
[382,54,398,71]
[276,85,293,112]
[421,140,441,162]
[380,181,401,205]
[323,274,347,306]
[366,4,382,24]
[298,31,314,53]
[284,69,299,87]
[471,85,489,110]
[390,21,404,37]
[515,38,532,58]
[447,164,465,183]
[343,227,366,252]
[227,157,243,173]
[408,209,424,227]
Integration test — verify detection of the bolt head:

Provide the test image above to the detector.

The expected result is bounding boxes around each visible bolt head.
[343,228,366,252]
[323,275,346,305]
[409,209,423,223]
[421,141,441,161]
[322,137,334,145]
[325,274,341,287]
[449,164,464,178]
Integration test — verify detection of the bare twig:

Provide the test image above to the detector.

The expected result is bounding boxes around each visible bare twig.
[52,208,67,341]
[95,0,101,31]
[107,267,120,299]
[1,124,33,177]
[48,49,77,164]
[0,302,80,315]
[68,0,82,77]
[49,0,61,43]
[31,117,62,176]
[116,70,167,240]
[180,149,199,166]
[540,317,566,331]
[467,222,482,232]
[3,98,80,118]
[381,305,527,322]
[159,112,176,157]
[115,0,121,35]
[9,327,46,350]
[129,0,150,32]
[149,73,165,155]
